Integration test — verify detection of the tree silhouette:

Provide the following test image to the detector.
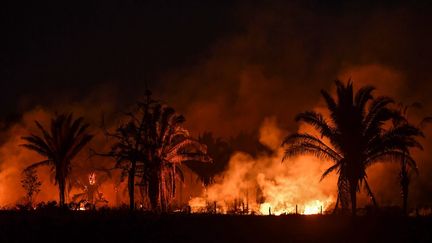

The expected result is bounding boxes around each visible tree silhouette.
[139,95,211,212]
[21,113,94,207]
[102,90,210,211]
[283,81,421,216]
[100,92,156,210]
[21,168,42,207]
[185,132,232,187]
[394,102,432,215]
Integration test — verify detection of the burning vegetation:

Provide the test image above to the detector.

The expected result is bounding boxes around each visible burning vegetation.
[0,80,428,217]
[188,117,336,215]
[3,1,432,241]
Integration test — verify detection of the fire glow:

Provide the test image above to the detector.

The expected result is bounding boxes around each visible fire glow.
[188,118,336,215]
[0,109,337,214]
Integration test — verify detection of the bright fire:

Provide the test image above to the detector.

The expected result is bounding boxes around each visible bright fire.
[303,200,324,215]
[188,117,336,215]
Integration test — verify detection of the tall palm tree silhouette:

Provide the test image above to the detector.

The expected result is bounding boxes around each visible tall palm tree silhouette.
[140,99,211,212]
[104,90,210,211]
[394,102,431,215]
[21,114,93,207]
[283,81,420,216]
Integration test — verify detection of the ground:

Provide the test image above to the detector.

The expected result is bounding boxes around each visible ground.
[0,210,431,242]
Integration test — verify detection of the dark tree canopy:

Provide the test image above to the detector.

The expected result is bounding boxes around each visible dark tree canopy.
[102,91,211,211]
[283,81,424,215]
[21,113,94,207]
[185,132,232,187]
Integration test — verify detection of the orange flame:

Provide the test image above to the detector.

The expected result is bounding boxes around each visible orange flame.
[189,117,337,215]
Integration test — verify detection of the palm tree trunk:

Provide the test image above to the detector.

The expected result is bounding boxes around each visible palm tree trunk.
[401,156,409,215]
[128,161,136,210]
[58,177,66,207]
[402,182,408,215]
[149,168,160,211]
[159,171,165,212]
[172,167,176,197]
[349,180,357,216]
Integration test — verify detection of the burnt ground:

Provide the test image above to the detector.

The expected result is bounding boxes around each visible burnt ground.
[0,210,431,242]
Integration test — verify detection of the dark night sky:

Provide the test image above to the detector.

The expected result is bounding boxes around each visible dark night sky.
[2,0,432,128]
[2,0,239,120]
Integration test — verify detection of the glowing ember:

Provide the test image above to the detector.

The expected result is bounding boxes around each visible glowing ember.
[189,197,208,213]
[189,197,331,215]
[88,172,96,185]
[257,198,333,215]
[303,200,325,215]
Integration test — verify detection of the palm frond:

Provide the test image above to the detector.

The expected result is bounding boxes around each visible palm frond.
[20,144,50,157]
[24,160,51,171]
[283,133,342,160]
[283,142,341,163]
[365,150,418,173]
[364,96,395,129]
[321,162,341,181]
[419,116,432,129]
[320,90,337,114]
[295,111,336,139]
[354,85,375,112]
[363,178,378,207]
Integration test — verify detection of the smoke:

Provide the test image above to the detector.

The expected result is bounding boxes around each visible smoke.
[189,117,337,214]
[186,63,428,212]
[165,3,432,209]
[156,2,432,139]
[0,108,57,206]
[2,1,432,208]
[0,91,124,207]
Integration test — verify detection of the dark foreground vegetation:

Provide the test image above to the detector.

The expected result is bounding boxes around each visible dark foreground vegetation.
[0,210,431,243]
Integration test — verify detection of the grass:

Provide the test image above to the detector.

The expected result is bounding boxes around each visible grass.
[0,210,431,242]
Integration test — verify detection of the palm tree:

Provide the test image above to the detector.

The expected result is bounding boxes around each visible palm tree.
[394,102,432,215]
[103,90,210,211]
[282,81,421,216]
[140,99,211,212]
[21,113,94,207]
